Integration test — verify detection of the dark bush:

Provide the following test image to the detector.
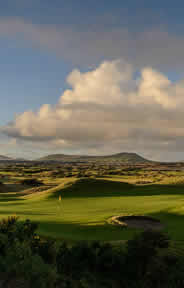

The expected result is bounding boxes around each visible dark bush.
[0,217,57,287]
[126,230,169,279]
[0,217,183,288]
[32,238,57,265]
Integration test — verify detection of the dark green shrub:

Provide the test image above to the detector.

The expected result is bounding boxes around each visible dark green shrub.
[32,238,57,265]
[125,230,170,287]
[3,242,57,288]
[56,242,73,275]
[0,217,183,288]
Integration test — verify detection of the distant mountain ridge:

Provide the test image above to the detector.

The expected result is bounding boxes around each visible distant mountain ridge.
[36,152,150,163]
[0,155,14,161]
[0,155,27,162]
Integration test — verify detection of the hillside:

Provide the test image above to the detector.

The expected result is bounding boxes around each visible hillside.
[36,152,150,163]
[0,155,28,162]
[0,155,13,161]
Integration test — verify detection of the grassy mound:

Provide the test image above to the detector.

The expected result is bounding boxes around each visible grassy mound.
[0,178,183,241]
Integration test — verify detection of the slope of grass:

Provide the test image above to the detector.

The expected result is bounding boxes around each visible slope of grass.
[0,178,184,241]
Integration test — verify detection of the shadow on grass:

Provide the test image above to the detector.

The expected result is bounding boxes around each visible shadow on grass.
[38,220,136,241]
[0,206,184,242]
[0,193,24,202]
[147,210,184,240]
[34,210,184,242]
[0,210,56,216]
[47,178,184,199]
[5,183,30,192]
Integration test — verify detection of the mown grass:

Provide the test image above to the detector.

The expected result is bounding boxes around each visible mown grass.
[0,177,184,242]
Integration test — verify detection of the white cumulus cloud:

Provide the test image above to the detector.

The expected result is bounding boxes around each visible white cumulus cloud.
[2,59,184,160]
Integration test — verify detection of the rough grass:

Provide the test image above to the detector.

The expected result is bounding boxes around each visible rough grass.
[0,178,184,242]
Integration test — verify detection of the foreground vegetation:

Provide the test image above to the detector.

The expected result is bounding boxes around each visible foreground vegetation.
[1,216,184,288]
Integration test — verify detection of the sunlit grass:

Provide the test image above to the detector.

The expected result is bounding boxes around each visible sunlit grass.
[0,177,184,242]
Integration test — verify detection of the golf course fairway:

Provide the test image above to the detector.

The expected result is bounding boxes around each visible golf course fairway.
[0,178,184,242]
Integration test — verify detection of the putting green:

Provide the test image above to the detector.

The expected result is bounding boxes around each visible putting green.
[0,178,184,241]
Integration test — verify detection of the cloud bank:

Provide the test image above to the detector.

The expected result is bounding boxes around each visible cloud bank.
[1,17,184,70]
[2,59,184,159]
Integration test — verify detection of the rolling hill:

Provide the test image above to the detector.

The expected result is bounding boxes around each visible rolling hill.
[0,155,13,161]
[0,177,183,241]
[0,155,28,162]
[36,152,150,163]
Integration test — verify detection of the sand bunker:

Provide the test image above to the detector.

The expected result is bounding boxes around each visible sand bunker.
[111,215,164,230]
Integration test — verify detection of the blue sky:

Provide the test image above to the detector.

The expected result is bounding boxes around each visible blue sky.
[0,37,72,125]
[1,0,184,160]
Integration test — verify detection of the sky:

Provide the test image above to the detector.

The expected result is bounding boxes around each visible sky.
[1,0,184,161]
